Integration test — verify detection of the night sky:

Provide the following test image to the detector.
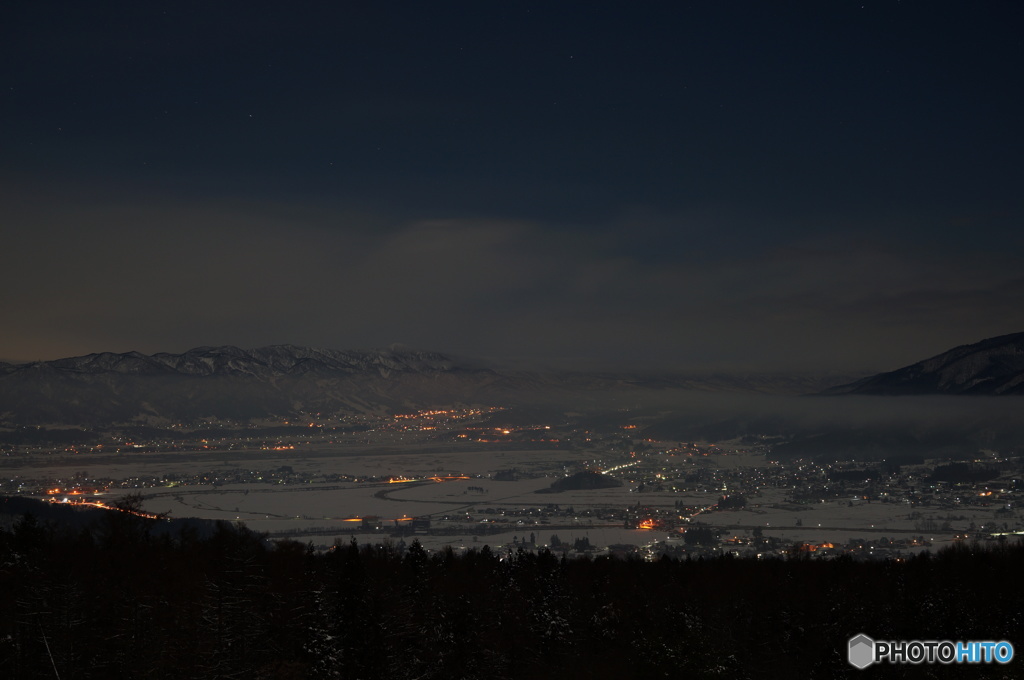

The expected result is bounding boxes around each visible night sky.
[3,1,1022,372]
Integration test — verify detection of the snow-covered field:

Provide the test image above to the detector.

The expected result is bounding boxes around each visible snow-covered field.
[10,444,1015,554]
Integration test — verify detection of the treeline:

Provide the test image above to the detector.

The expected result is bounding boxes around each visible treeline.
[1,509,1022,679]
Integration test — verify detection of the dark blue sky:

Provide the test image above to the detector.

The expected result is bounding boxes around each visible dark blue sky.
[3,1,1022,371]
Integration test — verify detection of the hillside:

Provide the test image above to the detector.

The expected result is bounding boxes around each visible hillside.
[823,332,1024,396]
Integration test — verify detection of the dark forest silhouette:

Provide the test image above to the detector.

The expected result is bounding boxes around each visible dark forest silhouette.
[1,502,1021,679]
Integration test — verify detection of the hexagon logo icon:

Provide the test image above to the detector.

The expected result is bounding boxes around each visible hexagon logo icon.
[848,634,875,669]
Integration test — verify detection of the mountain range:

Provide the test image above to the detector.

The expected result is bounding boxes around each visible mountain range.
[0,345,491,425]
[0,344,853,427]
[1,334,1022,429]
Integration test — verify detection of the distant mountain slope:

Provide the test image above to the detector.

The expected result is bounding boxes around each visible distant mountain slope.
[824,332,1024,396]
[37,344,456,378]
[0,345,489,425]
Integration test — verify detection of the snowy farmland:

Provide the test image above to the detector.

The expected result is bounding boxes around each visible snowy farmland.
[7,438,1017,556]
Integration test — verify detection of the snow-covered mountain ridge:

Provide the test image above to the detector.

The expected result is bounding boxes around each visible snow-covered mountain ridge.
[824,332,1024,396]
[7,345,455,380]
